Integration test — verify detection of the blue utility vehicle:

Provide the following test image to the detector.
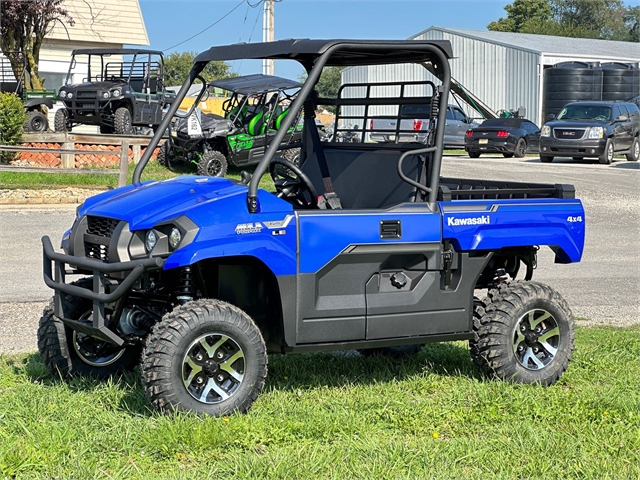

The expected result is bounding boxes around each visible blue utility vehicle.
[40,39,585,416]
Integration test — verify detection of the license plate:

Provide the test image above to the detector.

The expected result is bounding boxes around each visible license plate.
[479,139,488,144]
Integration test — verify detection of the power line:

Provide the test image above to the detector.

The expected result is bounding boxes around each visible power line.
[162,0,248,52]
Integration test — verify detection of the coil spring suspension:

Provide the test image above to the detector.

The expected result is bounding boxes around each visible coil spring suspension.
[176,266,194,304]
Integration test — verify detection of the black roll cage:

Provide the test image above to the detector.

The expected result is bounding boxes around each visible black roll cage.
[133,39,452,212]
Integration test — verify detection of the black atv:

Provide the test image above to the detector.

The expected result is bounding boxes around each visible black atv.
[54,49,175,135]
[159,74,302,177]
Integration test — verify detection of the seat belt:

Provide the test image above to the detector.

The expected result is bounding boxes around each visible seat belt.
[303,96,342,209]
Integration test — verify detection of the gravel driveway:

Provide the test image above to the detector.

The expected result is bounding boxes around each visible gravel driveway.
[1,155,638,354]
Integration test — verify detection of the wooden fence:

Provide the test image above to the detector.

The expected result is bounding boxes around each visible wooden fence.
[0,132,164,187]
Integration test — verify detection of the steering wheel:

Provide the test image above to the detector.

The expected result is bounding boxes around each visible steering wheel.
[594,115,607,121]
[269,157,318,209]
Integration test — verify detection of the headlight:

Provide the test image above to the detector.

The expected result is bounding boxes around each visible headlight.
[169,227,182,249]
[145,230,157,251]
[59,90,67,98]
[588,127,604,139]
[102,91,110,99]
[541,126,551,137]
[67,92,73,99]
[111,88,121,98]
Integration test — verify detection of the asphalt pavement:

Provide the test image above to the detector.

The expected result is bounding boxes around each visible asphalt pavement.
[1,155,638,354]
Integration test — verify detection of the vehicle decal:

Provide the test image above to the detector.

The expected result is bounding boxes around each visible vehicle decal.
[262,214,294,229]
[447,215,490,226]
[235,222,263,234]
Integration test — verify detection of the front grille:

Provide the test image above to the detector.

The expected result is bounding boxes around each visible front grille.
[553,128,586,140]
[77,90,98,99]
[87,216,119,237]
[85,216,120,262]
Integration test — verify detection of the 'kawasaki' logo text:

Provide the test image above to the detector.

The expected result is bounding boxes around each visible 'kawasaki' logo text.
[447,215,490,227]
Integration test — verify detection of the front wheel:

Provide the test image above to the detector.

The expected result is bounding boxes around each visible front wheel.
[470,281,575,386]
[468,151,481,158]
[197,150,228,177]
[598,139,614,164]
[540,155,554,163]
[114,107,133,135]
[37,278,140,379]
[626,137,639,162]
[141,299,267,416]
[54,109,70,132]
[156,141,172,168]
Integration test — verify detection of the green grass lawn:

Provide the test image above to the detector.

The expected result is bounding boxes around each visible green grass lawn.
[1,326,638,479]
[0,161,274,192]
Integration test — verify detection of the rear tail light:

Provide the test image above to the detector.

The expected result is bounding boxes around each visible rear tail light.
[465,130,473,137]
[496,130,509,138]
[369,119,373,130]
[413,119,423,131]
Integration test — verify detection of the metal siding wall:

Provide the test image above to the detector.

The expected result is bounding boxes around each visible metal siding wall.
[505,49,540,125]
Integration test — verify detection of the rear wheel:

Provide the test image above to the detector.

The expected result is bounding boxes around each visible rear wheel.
[114,107,133,135]
[626,137,639,162]
[572,157,583,161]
[468,151,481,158]
[503,153,514,158]
[99,124,114,134]
[157,142,172,168]
[540,155,554,163]
[197,150,228,177]
[37,278,140,379]
[54,109,70,132]
[25,110,48,132]
[598,139,614,164]
[513,138,526,158]
[470,281,575,386]
[141,299,267,416]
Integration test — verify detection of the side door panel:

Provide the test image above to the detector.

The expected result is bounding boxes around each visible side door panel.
[296,209,442,344]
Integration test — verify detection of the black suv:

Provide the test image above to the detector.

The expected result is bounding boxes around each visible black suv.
[55,49,175,135]
[539,101,640,164]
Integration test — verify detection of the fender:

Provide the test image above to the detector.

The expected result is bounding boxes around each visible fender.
[164,235,296,276]
[25,98,54,109]
[441,199,585,263]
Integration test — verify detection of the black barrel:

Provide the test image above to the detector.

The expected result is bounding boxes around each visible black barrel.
[601,62,640,101]
[543,62,603,119]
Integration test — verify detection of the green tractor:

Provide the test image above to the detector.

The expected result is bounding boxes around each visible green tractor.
[160,74,303,177]
[0,52,57,132]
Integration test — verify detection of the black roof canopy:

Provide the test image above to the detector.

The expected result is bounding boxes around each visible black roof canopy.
[209,74,301,95]
[71,48,164,57]
[194,39,454,67]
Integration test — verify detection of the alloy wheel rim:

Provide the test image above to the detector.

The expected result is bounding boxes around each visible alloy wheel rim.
[182,333,246,404]
[207,158,222,176]
[607,143,613,162]
[72,311,127,367]
[512,309,560,370]
[634,141,639,159]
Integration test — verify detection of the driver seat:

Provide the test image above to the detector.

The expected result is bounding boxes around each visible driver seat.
[301,148,425,210]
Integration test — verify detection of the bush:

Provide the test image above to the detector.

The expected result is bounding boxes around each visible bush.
[0,92,26,163]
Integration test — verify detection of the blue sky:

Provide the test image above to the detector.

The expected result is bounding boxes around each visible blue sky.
[138,0,639,81]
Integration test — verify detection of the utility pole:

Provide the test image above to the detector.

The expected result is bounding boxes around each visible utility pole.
[262,0,274,75]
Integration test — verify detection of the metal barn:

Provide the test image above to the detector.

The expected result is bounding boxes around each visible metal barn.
[342,27,640,126]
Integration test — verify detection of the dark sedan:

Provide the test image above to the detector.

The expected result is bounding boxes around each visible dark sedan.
[465,118,540,158]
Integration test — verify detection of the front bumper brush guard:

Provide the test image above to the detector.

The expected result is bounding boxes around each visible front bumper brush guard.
[42,236,165,346]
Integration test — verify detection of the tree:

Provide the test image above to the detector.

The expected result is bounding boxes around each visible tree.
[0,0,74,90]
[488,0,637,41]
[163,51,234,86]
[298,66,345,113]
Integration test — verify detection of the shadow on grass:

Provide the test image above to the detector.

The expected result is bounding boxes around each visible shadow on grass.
[15,341,479,417]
